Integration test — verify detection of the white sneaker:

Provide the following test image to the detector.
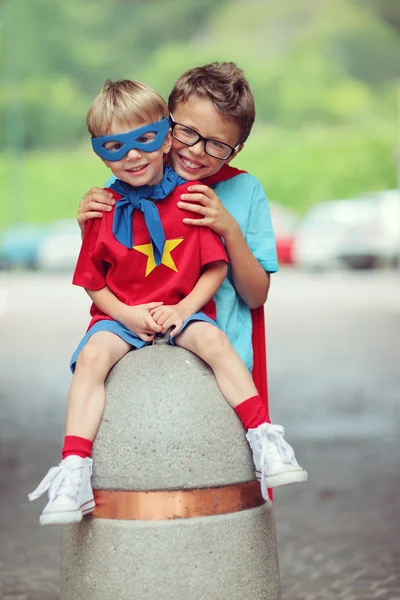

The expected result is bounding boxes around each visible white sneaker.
[246,423,308,499]
[28,455,95,525]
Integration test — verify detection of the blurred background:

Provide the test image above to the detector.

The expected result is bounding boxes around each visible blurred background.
[1,0,400,269]
[1,1,399,599]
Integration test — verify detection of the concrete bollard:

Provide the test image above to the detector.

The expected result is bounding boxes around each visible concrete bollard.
[60,344,281,600]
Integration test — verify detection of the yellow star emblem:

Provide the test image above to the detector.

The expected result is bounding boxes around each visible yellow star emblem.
[134,238,184,276]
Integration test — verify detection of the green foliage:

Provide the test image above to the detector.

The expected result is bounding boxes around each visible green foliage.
[360,0,400,33]
[0,149,108,226]
[1,0,399,147]
[327,19,400,85]
[234,124,396,213]
[0,0,398,222]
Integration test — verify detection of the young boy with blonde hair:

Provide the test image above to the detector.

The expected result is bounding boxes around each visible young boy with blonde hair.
[30,71,306,525]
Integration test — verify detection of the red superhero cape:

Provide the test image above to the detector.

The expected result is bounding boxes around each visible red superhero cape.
[202,165,269,412]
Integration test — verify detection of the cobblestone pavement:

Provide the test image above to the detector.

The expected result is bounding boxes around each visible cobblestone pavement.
[0,271,399,599]
[275,439,400,600]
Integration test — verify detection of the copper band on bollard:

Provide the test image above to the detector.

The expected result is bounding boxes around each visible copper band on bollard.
[93,480,264,520]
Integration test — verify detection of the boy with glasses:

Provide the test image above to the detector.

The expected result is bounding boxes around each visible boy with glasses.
[169,113,240,161]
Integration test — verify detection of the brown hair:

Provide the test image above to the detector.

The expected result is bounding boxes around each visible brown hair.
[87,79,168,138]
[168,62,255,144]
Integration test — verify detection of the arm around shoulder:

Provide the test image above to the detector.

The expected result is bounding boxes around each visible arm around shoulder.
[77,187,116,238]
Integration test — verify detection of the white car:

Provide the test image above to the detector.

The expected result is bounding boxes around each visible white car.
[292,199,361,270]
[36,219,83,272]
[338,190,400,268]
[292,191,400,270]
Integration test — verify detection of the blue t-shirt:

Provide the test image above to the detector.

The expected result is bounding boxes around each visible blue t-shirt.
[104,172,278,371]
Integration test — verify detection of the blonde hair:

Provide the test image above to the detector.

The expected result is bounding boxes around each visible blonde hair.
[168,62,255,144]
[87,79,168,138]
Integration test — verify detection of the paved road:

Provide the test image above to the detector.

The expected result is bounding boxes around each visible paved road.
[0,269,399,599]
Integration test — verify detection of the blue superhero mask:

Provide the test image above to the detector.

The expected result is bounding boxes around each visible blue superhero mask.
[91,117,170,161]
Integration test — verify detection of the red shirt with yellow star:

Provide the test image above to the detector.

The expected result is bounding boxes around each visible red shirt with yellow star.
[73,182,228,331]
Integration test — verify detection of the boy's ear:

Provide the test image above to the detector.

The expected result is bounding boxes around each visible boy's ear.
[163,131,173,155]
[226,143,244,163]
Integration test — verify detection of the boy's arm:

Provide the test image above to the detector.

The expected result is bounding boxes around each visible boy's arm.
[150,261,228,336]
[223,225,270,309]
[86,286,128,324]
[74,213,162,342]
[226,181,278,309]
[178,183,275,309]
[178,260,228,318]
[178,225,229,318]
[86,286,163,342]
[150,226,228,335]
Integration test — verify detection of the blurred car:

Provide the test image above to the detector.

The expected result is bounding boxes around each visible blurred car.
[35,219,82,272]
[291,200,356,270]
[338,190,400,269]
[0,223,49,270]
[269,202,299,265]
[292,190,400,270]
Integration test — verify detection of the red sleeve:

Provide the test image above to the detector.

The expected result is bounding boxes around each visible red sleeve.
[198,227,228,268]
[72,218,106,290]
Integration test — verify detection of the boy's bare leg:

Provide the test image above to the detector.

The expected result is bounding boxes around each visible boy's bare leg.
[175,321,308,492]
[174,321,258,408]
[28,331,132,524]
[66,331,132,440]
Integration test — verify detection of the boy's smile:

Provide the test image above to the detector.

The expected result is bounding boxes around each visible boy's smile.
[169,96,242,180]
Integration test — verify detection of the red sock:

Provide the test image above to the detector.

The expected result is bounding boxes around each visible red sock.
[62,435,93,460]
[234,395,270,430]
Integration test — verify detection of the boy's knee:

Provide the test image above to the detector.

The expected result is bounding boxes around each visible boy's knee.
[75,343,110,374]
[196,326,231,359]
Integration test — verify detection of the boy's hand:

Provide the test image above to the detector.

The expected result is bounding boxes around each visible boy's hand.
[177,185,237,238]
[120,302,164,342]
[78,187,116,234]
[149,305,187,338]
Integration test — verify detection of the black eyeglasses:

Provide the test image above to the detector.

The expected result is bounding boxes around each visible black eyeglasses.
[169,114,240,160]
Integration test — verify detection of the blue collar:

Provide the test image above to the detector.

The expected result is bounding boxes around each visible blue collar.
[92,118,170,161]
[110,166,187,265]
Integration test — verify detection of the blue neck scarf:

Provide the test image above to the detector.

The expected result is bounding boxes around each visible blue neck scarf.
[110,166,186,265]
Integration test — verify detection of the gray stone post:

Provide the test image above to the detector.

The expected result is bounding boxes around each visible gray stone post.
[60,344,281,599]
